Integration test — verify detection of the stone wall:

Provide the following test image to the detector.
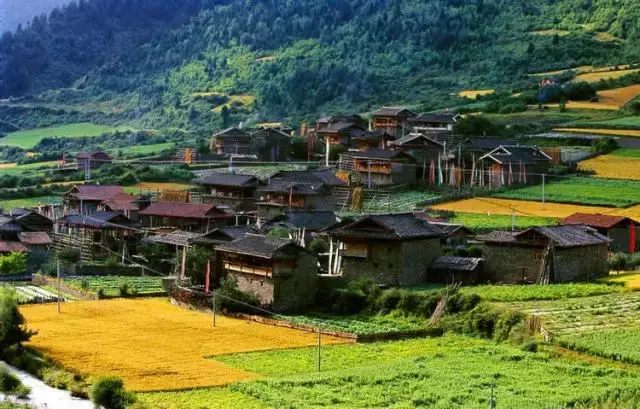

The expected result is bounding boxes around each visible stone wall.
[402,238,441,286]
[555,244,609,281]
[482,244,543,283]
[273,251,318,312]
[233,273,276,305]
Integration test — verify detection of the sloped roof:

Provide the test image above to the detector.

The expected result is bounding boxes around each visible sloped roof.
[275,169,346,187]
[142,230,203,247]
[18,232,52,245]
[216,234,299,259]
[329,213,443,240]
[430,256,482,272]
[479,145,552,165]
[477,230,518,243]
[518,225,611,247]
[317,121,364,133]
[409,113,460,124]
[0,241,27,253]
[342,148,415,161]
[372,107,417,117]
[389,133,444,147]
[192,225,253,245]
[65,185,126,201]
[430,222,472,236]
[194,174,258,187]
[464,138,513,151]
[212,127,251,139]
[562,213,633,229]
[58,212,135,230]
[138,202,231,219]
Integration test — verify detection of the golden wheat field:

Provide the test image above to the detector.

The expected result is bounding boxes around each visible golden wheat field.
[431,197,615,219]
[557,128,640,137]
[458,89,495,99]
[578,155,640,180]
[129,182,192,191]
[541,84,640,111]
[21,299,349,392]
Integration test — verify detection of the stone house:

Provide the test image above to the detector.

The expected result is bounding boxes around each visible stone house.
[479,224,610,284]
[326,213,443,286]
[194,174,259,212]
[562,213,639,253]
[215,234,318,312]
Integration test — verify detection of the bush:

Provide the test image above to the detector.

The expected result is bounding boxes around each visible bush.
[0,253,27,276]
[105,256,120,267]
[308,238,329,255]
[0,289,35,355]
[609,252,630,272]
[42,367,73,390]
[454,303,524,341]
[521,341,538,353]
[592,137,618,154]
[118,283,130,297]
[57,248,81,264]
[91,377,135,409]
[330,288,367,315]
[375,288,403,314]
[216,277,261,314]
[0,367,21,393]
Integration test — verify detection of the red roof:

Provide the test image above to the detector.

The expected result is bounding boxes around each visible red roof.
[562,213,634,229]
[138,202,232,219]
[18,232,52,245]
[0,241,27,253]
[65,185,126,202]
[100,193,140,211]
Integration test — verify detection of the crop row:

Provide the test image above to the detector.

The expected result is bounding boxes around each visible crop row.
[558,327,640,365]
[63,276,165,297]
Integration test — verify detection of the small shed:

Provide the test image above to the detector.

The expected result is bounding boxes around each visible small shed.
[479,145,552,187]
[429,256,482,284]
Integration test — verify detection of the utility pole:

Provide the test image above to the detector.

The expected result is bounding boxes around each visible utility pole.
[56,259,61,315]
[541,174,546,209]
[317,328,321,372]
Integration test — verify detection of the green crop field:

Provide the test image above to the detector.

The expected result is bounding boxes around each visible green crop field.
[63,276,165,297]
[458,283,627,302]
[611,148,640,158]
[0,196,61,209]
[281,313,427,336]
[0,123,132,148]
[507,292,640,336]
[583,116,640,128]
[117,142,177,156]
[559,328,640,365]
[493,177,640,207]
[448,212,558,230]
[359,190,441,213]
[139,335,640,409]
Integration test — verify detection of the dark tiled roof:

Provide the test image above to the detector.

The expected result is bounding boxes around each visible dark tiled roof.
[275,169,346,186]
[519,225,611,247]
[562,213,633,229]
[138,202,231,219]
[372,107,417,117]
[342,148,414,161]
[269,211,337,231]
[389,133,443,147]
[58,212,134,230]
[192,225,253,245]
[352,129,393,141]
[430,256,482,272]
[212,127,251,139]
[18,232,52,245]
[409,113,460,124]
[479,145,552,165]
[216,234,299,259]
[330,213,443,240]
[465,138,513,150]
[477,230,518,243]
[194,174,258,187]
[430,222,472,236]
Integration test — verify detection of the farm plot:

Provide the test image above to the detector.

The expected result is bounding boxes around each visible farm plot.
[63,276,165,297]
[458,283,627,302]
[447,212,557,230]
[493,177,640,207]
[558,328,640,365]
[556,127,640,137]
[0,123,132,149]
[506,292,640,336]
[0,196,61,209]
[124,182,191,193]
[361,190,442,213]
[431,197,615,218]
[282,313,426,336]
[0,283,62,304]
[458,89,495,99]
[141,335,640,409]
[21,299,349,392]
[578,154,640,180]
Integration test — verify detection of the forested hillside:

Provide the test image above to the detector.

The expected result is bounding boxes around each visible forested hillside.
[1,0,640,129]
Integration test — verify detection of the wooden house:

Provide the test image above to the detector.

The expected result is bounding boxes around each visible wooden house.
[562,213,639,253]
[326,213,444,286]
[338,149,417,187]
[215,234,318,312]
[371,107,417,139]
[478,145,552,187]
[138,202,233,233]
[315,117,368,147]
[63,185,130,215]
[76,151,112,171]
[351,129,394,151]
[194,174,259,212]
[209,128,253,156]
[251,127,291,161]
[256,169,345,219]
[408,113,460,133]
[479,225,610,284]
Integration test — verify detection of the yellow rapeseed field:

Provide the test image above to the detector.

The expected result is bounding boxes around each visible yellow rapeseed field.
[578,155,640,180]
[605,273,640,290]
[574,68,640,83]
[458,89,495,99]
[431,197,615,219]
[541,84,640,111]
[21,299,349,392]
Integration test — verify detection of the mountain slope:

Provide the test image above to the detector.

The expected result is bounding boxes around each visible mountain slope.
[2,0,640,128]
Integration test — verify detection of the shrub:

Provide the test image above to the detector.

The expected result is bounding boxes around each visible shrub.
[91,376,135,409]
[119,283,130,297]
[80,279,90,291]
[0,253,27,276]
[448,303,524,341]
[308,238,329,255]
[521,341,538,353]
[0,289,35,355]
[57,248,81,264]
[0,367,21,393]
[609,252,630,272]
[42,367,73,390]
[105,255,120,267]
[592,137,618,154]
[216,277,261,314]
[14,384,31,399]
[330,288,367,315]
[375,288,403,314]
[96,288,105,299]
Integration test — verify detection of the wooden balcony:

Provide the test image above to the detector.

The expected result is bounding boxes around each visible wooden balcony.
[224,262,273,278]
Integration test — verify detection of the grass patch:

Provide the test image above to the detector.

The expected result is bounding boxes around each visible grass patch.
[360,189,442,213]
[0,196,61,209]
[493,177,640,207]
[1,123,132,149]
[611,148,640,158]
[116,142,176,156]
[448,212,557,230]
